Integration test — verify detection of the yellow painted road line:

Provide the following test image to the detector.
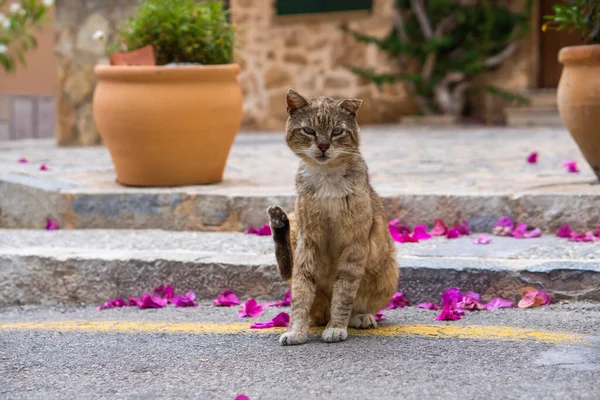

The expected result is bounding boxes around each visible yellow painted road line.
[0,320,590,345]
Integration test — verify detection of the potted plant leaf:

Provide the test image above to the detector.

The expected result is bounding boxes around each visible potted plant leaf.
[544,1,600,181]
[92,0,242,186]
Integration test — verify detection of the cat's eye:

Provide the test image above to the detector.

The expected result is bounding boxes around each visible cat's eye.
[302,127,316,136]
[331,128,344,137]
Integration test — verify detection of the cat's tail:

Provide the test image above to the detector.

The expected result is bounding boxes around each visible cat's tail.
[267,205,295,281]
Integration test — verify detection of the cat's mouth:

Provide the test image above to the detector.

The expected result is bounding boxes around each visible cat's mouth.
[314,155,330,164]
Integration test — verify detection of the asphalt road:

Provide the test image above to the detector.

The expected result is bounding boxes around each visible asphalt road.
[0,302,599,400]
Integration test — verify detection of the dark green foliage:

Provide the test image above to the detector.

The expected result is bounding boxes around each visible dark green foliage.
[543,0,600,44]
[343,0,532,116]
[115,0,235,65]
[0,0,53,73]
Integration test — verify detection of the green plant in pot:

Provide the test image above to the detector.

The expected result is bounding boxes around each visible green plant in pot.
[544,1,600,180]
[93,0,242,187]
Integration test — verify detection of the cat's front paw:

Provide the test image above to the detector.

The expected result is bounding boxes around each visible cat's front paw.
[267,205,288,229]
[279,331,308,346]
[349,314,377,329]
[321,327,348,343]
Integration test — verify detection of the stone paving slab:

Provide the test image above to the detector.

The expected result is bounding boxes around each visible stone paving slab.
[1,126,600,232]
[1,230,598,307]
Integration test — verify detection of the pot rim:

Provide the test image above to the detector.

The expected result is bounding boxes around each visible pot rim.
[94,63,241,82]
[558,44,600,65]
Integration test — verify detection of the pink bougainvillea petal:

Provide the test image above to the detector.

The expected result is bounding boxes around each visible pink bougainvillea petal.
[45,218,59,230]
[454,220,471,236]
[535,291,552,306]
[250,312,290,329]
[244,224,272,236]
[39,163,49,171]
[484,298,515,310]
[430,219,448,236]
[493,216,514,236]
[238,298,263,318]
[389,225,419,243]
[413,224,431,240]
[446,228,460,239]
[512,222,541,239]
[262,291,292,308]
[557,224,573,238]
[388,219,411,234]
[153,285,175,302]
[459,291,483,311]
[569,232,600,242]
[374,310,386,321]
[386,292,409,309]
[417,302,441,310]
[139,293,167,309]
[527,152,538,164]
[97,298,126,310]
[562,160,580,173]
[213,290,240,307]
[473,234,492,245]
[235,395,250,400]
[18,157,28,163]
[128,297,142,306]
[596,226,600,237]
[173,291,198,307]
[524,227,541,238]
[518,286,544,308]
[435,288,464,320]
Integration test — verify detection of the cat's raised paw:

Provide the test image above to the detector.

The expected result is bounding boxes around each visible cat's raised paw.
[322,327,348,343]
[267,205,288,229]
[349,314,377,329]
[279,331,307,346]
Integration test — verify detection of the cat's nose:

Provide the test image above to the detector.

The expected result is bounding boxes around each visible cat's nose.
[318,144,330,153]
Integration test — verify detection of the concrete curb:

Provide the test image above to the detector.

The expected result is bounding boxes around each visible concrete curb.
[2,174,600,233]
[1,232,598,306]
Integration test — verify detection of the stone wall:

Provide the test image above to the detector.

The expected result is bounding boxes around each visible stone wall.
[54,0,137,146]
[53,0,533,145]
[230,0,414,130]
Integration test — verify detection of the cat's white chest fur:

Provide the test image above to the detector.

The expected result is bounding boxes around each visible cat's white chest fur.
[301,164,353,200]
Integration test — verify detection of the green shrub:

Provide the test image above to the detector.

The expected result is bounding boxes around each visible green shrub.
[113,0,235,65]
[543,0,600,44]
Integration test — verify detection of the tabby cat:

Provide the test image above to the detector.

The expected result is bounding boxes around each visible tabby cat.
[267,89,399,345]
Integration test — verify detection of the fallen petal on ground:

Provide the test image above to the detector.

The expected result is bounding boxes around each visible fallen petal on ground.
[139,293,167,309]
[485,298,515,310]
[250,312,290,329]
[262,291,292,308]
[45,219,59,230]
[39,163,49,171]
[386,292,410,309]
[244,225,272,236]
[173,291,198,307]
[417,302,441,310]
[413,224,431,240]
[556,224,573,238]
[562,160,580,173]
[18,157,28,163]
[473,234,492,244]
[238,298,263,318]
[446,228,460,239]
[430,219,448,236]
[97,298,126,310]
[518,286,552,308]
[493,216,514,236]
[153,285,174,302]
[527,152,538,163]
[213,290,240,307]
[375,310,385,321]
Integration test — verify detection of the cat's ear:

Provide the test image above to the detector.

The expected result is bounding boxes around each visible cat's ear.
[286,89,309,115]
[338,98,362,115]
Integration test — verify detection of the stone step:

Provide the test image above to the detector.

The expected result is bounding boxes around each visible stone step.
[2,127,599,233]
[526,89,558,108]
[1,230,598,307]
[505,106,563,127]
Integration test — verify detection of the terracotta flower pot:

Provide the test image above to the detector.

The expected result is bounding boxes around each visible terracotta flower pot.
[93,64,243,186]
[557,45,600,180]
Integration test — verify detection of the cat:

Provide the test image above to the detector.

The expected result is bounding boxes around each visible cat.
[267,89,399,345]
